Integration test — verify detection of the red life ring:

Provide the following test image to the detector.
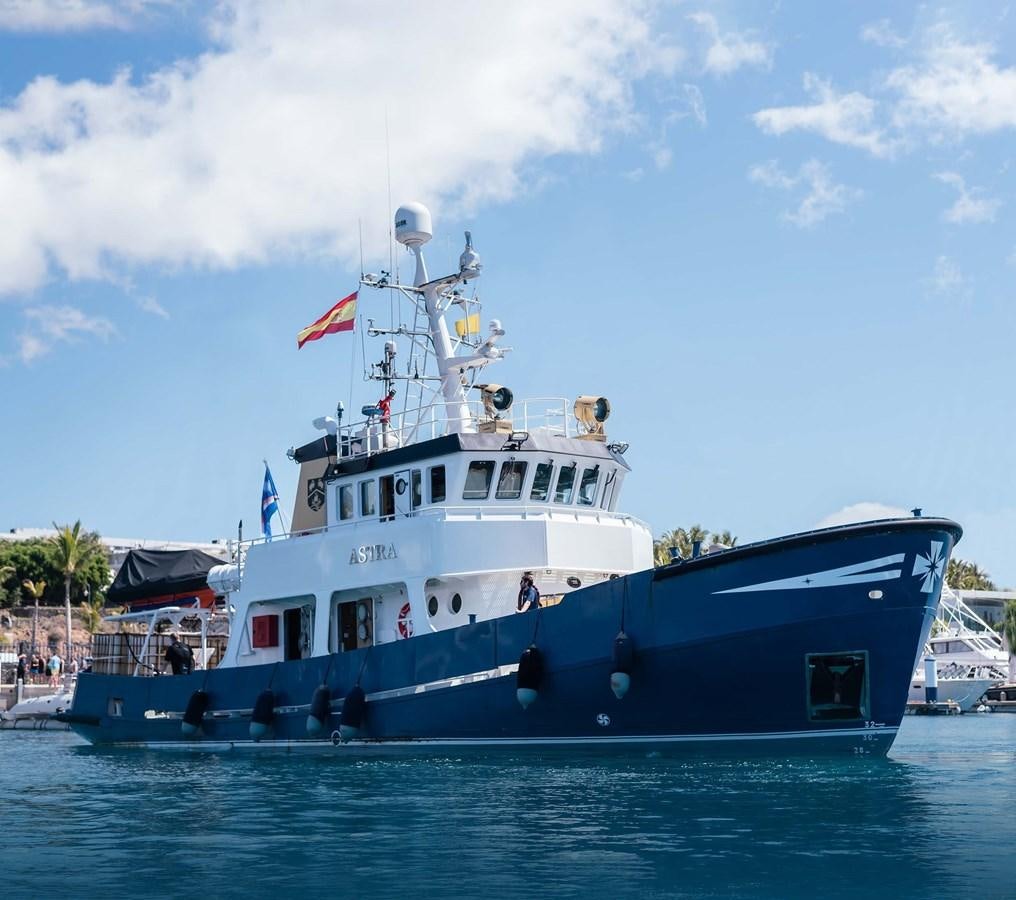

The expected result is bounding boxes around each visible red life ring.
[397,602,414,639]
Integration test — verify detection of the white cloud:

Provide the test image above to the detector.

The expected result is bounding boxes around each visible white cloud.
[860,19,906,49]
[136,295,169,318]
[688,11,772,75]
[755,27,1016,155]
[0,0,127,31]
[927,255,969,298]
[17,304,116,362]
[818,502,912,528]
[621,167,644,182]
[752,73,893,157]
[934,172,1000,224]
[0,1,675,297]
[748,159,860,227]
[888,29,1016,136]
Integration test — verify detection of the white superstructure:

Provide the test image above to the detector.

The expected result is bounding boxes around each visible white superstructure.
[216,204,654,671]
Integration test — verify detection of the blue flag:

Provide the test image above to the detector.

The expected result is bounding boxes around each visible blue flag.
[261,464,280,539]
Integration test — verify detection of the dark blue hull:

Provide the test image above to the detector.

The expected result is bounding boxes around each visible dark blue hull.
[68,518,960,756]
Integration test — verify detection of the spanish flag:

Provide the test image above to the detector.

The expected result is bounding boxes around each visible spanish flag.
[297,291,357,349]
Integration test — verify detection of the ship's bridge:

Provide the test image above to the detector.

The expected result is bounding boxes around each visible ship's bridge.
[220,400,651,669]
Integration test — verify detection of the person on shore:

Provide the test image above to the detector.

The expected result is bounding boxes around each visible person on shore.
[30,653,41,684]
[164,632,194,676]
[16,654,27,684]
[47,652,62,688]
[517,573,540,613]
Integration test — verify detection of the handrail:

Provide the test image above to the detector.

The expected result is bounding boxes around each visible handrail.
[331,396,574,460]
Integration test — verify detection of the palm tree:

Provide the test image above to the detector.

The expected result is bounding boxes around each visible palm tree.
[711,530,738,549]
[79,593,104,635]
[653,525,733,565]
[946,558,996,591]
[22,578,46,655]
[1001,600,1016,673]
[49,521,101,660]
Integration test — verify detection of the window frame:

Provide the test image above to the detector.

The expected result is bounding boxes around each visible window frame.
[338,483,355,520]
[463,460,496,500]
[359,479,377,518]
[554,463,577,504]
[429,465,446,504]
[530,462,554,502]
[495,460,528,500]
[577,465,600,506]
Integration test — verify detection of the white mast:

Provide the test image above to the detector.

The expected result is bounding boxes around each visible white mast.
[394,202,479,434]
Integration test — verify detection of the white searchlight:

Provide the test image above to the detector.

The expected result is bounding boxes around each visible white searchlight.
[574,395,611,441]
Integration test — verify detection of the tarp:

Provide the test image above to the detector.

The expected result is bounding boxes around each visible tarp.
[106,549,224,606]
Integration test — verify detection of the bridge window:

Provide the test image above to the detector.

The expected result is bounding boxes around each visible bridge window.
[530,463,554,502]
[554,464,577,503]
[380,475,395,520]
[359,479,376,517]
[412,470,422,509]
[577,465,600,506]
[429,465,446,503]
[496,461,528,500]
[338,484,354,520]
[463,461,495,500]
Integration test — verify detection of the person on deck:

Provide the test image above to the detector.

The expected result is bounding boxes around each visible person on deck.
[47,652,62,688]
[164,632,194,676]
[377,388,396,425]
[517,573,540,613]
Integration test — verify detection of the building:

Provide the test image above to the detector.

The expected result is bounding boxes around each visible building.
[955,588,1016,630]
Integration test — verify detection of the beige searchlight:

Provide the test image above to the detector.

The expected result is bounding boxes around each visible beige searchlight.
[476,383,514,434]
[574,395,610,441]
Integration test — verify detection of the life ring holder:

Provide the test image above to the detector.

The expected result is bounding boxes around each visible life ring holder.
[397,601,414,639]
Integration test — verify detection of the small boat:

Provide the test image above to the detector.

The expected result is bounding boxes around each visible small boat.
[908,587,1008,711]
[66,202,962,756]
[1,685,74,730]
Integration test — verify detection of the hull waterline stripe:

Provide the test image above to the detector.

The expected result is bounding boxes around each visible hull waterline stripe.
[89,725,898,751]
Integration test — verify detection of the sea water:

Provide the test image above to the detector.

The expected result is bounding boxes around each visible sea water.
[1,716,1013,899]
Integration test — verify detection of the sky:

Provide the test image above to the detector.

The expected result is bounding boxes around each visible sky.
[0,1,1014,587]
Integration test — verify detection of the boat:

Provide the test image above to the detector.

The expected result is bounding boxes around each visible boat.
[1,684,74,731]
[907,587,1008,711]
[66,202,962,755]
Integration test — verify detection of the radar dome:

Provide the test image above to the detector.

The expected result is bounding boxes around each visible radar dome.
[395,202,432,246]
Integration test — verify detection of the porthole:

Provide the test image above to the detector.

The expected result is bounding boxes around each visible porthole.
[427,595,439,617]
[396,478,408,495]
[566,576,582,588]
[450,593,462,614]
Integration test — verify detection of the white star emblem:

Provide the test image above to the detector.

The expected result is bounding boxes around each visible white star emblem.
[912,541,945,593]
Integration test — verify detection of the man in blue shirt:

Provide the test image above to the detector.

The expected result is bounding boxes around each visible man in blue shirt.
[517,573,539,612]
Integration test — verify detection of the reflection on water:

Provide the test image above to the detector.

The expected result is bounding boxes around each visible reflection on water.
[1,716,1013,899]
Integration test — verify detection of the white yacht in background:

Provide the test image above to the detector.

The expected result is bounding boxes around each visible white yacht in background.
[908,586,1008,710]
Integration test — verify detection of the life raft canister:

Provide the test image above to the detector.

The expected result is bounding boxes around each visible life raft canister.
[397,602,414,639]
[516,645,544,709]
[339,685,367,742]
[250,689,275,741]
[306,685,332,736]
[181,689,210,737]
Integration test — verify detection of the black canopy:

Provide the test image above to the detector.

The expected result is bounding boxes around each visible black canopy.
[106,548,223,605]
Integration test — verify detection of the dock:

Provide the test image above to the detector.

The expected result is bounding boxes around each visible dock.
[905,699,961,716]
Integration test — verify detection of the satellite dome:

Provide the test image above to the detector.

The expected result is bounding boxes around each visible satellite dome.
[395,202,432,246]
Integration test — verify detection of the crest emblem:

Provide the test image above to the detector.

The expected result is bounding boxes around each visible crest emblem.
[912,541,945,593]
[306,477,326,512]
